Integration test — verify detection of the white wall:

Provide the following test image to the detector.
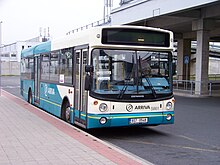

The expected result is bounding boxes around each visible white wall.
[190,57,220,76]
[1,41,39,62]
[1,61,20,75]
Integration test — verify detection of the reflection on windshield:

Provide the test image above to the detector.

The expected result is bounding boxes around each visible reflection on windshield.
[91,49,172,98]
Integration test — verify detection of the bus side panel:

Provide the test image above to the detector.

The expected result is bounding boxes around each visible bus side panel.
[40,82,62,117]
[20,79,34,101]
[39,83,74,122]
[57,85,74,123]
[39,82,63,117]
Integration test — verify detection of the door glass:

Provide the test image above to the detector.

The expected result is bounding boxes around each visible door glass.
[34,57,40,103]
[75,51,80,111]
[74,49,88,122]
[82,50,88,113]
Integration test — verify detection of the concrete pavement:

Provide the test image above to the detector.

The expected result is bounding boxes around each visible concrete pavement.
[0,90,152,165]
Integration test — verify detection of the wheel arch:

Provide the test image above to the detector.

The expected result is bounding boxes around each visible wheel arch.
[60,96,71,119]
[28,87,32,94]
[28,87,32,103]
[61,96,70,108]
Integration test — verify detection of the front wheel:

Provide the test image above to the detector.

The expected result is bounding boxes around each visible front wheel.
[61,101,71,123]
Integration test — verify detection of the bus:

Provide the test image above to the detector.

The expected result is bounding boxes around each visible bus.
[20,25,175,129]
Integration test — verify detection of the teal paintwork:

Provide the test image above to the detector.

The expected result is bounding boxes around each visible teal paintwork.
[20,79,34,100]
[39,82,62,117]
[86,111,174,129]
[21,41,51,58]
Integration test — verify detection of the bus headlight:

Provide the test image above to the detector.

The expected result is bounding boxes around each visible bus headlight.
[166,102,172,110]
[99,103,108,112]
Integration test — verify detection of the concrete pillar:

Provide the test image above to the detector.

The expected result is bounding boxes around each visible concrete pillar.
[177,39,191,80]
[195,29,209,95]
[192,19,210,95]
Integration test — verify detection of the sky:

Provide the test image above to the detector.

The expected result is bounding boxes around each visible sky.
[0,0,120,45]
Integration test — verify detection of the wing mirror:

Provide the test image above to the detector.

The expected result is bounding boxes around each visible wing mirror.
[85,65,93,72]
[85,65,93,90]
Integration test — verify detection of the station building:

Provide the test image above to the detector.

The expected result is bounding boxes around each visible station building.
[110,0,220,95]
[0,36,48,75]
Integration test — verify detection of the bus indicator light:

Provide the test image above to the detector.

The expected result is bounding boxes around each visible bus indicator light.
[94,101,98,105]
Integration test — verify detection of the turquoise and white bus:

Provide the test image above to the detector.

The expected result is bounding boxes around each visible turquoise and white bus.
[20,25,175,129]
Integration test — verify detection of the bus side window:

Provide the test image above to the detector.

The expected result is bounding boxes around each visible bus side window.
[41,54,50,81]
[60,48,73,84]
[49,51,59,82]
[20,58,26,79]
[29,58,34,79]
[21,58,34,80]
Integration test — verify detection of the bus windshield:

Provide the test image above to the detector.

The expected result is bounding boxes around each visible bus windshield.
[91,49,172,100]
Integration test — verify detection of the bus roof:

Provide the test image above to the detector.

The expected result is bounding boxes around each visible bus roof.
[21,41,51,58]
[51,25,173,51]
[21,25,174,58]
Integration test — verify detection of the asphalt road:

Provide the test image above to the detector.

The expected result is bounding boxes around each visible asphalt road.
[89,95,220,165]
[2,76,220,165]
[1,76,21,98]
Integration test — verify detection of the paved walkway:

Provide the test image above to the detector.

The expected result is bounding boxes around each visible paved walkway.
[0,90,152,165]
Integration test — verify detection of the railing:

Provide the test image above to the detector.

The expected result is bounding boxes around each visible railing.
[173,74,220,81]
[66,16,111,35]
[173,80,220,96]
[190,74,220,81]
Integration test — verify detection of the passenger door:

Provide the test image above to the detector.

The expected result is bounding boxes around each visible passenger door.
[34,55,40,104]
[74,47,89,127]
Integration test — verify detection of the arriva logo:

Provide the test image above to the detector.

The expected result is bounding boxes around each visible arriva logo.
[126,104,151,111]
[126,104,133,112]
[135,105,150,110]
[44,84,55,96]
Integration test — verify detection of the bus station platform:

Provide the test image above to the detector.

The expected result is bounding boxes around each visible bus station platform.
[0,90,152,165]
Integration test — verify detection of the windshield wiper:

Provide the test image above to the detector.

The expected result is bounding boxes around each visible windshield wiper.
[144,77,157,98]
[138,58,157,98]
[117,83,129,99]
[117,55,135,99]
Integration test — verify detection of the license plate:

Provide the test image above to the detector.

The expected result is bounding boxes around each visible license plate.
[129,118,148,124]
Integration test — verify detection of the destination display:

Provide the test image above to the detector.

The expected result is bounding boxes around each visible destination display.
[102,28,170,47]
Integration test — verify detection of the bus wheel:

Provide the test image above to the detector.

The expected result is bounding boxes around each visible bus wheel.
[61,101,71,123]
[28,90,32,104]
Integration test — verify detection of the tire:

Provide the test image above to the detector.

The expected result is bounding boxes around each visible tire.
[61,100,71,123]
